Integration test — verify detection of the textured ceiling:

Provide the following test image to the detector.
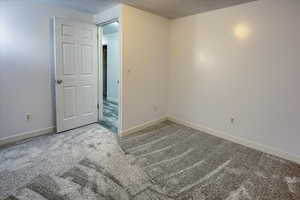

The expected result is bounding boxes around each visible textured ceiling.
[42,0,258,19]
[122,0,258,19]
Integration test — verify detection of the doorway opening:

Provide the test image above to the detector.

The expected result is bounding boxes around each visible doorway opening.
[99,21,120,133]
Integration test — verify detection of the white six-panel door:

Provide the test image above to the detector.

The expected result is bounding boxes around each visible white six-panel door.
[54,17,98,132]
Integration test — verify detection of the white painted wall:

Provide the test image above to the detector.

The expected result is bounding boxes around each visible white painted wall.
[121,5,170,132]
[103,32,120,103]
[0,0,93,139]
[168,0,300,158]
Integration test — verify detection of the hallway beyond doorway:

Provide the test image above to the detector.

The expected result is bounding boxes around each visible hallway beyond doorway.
[99,21,120,134]
[99,98,118,133]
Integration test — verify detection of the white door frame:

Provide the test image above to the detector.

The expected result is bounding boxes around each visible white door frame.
[97,18,123,134]
[97,26,104,121]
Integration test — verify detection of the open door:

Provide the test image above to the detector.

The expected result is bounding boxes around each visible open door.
[54,17,98,132]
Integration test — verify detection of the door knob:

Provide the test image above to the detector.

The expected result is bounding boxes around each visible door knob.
[56,80,63,84]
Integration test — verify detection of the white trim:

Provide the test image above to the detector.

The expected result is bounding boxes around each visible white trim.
[120,117,168,137]
[118,15,123,134]
[94,5,121,25]
[167,116,300,165]
[98,26,104,121]
[0,127,55,147]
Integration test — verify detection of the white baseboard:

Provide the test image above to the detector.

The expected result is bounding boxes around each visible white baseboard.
[167,116,300,165]
[120,117,168,137]
[0,127,55,147]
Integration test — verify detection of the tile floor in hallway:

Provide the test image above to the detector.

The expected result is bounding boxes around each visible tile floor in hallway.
[99,99,118,133]
[0,121,299,200]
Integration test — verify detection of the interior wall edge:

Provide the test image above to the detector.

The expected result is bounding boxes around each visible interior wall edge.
[167,116,300,165]
[120,116,168,137]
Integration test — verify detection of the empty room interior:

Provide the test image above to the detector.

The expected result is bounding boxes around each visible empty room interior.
[0,0,300,199]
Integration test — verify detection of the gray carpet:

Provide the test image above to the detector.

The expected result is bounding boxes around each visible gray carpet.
[0,121,299,200]
[120,121,300,200]
[99,99,118,133]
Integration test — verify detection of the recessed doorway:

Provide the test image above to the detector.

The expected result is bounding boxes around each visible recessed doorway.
[98,21,120,133]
